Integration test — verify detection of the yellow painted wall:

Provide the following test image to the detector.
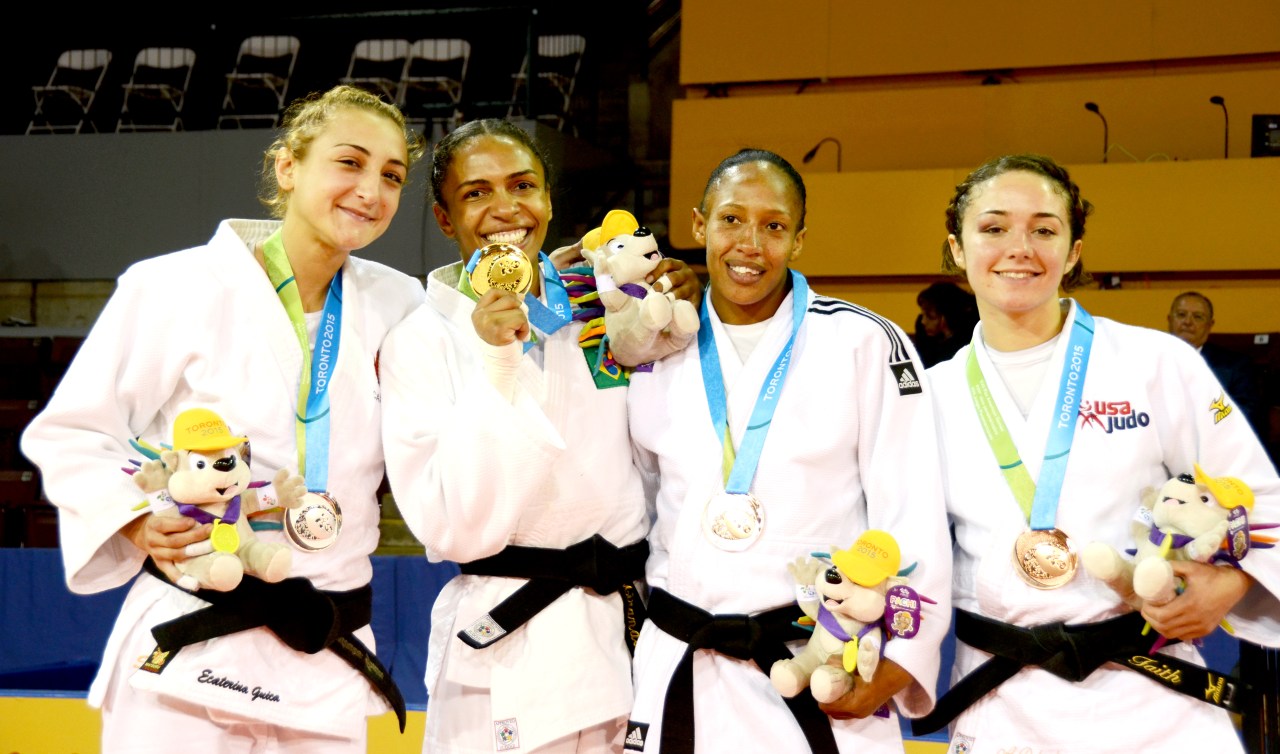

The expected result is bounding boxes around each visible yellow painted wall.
[682,0,1280,83]
[669,68,1280,250]
[0,697,948,753]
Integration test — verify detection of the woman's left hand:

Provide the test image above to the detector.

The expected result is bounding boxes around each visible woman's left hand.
[817,657,913,720]
[648,258,703,311]
[1140,560,1254,641]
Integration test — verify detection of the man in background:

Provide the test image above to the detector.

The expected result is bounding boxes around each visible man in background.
[1167,291,1266,439]
[1168,290,1278,754]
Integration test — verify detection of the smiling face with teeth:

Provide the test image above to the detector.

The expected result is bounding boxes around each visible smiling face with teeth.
[433,133,552,295]
[948,170,1083,351]
[695,160,806,325]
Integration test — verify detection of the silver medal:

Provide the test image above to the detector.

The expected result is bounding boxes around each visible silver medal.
[285,491,343,551]
[701,491,765,551]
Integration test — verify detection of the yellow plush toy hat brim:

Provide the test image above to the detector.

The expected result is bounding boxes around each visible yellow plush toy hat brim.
[583,209,639,253]
[1193,462,1255,512]
[832,529,901,587]
[172,407,249,452]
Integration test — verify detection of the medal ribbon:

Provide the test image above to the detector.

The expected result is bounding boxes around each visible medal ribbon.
[177,496,242,525]
[462,249,572,353]
[966,303,1094,530]
[698,270,808,492]
[263,229,342,494]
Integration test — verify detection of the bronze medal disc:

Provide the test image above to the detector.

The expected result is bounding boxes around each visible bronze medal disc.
[285,491,343,552]
[469,243,533,296]
[1012,528,1077,589]
[701,491,765,551]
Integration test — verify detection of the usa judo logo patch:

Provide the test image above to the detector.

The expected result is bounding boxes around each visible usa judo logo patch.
[891,361,922,396]
[623,720,649,751]
[1076,399,1151,434]
[494,718,520,750]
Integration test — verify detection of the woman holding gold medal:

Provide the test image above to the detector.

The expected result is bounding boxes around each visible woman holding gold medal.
[623,148,953,753]
[914,154,1280,752]
[21,85,426,751]
[378,119,702,753]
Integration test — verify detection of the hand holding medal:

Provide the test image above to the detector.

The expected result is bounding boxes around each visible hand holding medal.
[468,243,535,347]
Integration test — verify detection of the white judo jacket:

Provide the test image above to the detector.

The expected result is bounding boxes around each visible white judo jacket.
[379,262,649,751]
[929,299,1280,753]
[20,219,425,739]
[626,286,953,753]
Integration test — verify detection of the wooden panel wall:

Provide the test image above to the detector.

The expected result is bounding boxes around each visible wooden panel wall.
[682,0,1280,84]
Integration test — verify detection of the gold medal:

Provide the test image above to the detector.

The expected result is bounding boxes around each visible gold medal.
[701,491,765,551]
[210,519,239,553]
[1012,528,1077,589]
[469,243,533,296]
[285,491,343,552]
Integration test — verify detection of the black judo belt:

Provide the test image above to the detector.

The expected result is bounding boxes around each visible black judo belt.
[456,534,649,653]
[646,588,839,754]
[911,609,1255,736]
[141,558,406,733]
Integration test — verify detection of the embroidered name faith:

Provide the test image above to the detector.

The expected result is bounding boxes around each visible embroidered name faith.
[1128,655,1182,684]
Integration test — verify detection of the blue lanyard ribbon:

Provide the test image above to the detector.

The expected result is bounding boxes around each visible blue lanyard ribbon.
[263,230,342,494]
[698,270,808,493]
[967,302,1094,530]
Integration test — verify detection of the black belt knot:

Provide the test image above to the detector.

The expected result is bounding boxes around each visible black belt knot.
[686,612,762,660]
[646,588,838,754]
[912,609,1256,737]
[456,534,649,651]
[140,557,406,733]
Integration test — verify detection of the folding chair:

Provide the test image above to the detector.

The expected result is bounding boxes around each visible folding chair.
[116,47,197,132]
[340,39,412,104]
[27,49,112,134]
[218,35,300,129]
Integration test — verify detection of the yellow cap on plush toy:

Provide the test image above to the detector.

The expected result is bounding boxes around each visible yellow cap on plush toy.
[832,529,901,587]
[171,408,248,452]
[1193,463,1254,511]
[582,209,639,252]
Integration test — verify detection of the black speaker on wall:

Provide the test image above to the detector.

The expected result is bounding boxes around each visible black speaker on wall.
[1252,114,1280,157]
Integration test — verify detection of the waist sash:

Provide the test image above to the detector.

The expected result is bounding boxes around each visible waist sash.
[456,534,649,653]
[911,609,1255,736]
[141,558,406,732]
[646,588,838,754]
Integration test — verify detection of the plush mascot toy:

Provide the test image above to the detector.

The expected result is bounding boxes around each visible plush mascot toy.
[124,407,307,592]
[1082,464,1276,610]
[771,530,934,706]
[579,209,699,368]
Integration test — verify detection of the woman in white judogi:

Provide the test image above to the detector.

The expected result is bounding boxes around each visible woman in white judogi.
[379,119,702,753]
[921,154,1280,753]
[21,86,426,752]
[626,149,953,753]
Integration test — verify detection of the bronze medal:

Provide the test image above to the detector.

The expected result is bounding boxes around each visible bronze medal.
[210,519,239,553]
[1012,528,1077,589]
[469,243,533,296]
[285,491,343,552]
[701,491,765,551]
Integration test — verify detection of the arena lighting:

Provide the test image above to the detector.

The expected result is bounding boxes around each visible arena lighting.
[802,137,842,172]
[1210,95,1229,159]
[1084,102,1108,163]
